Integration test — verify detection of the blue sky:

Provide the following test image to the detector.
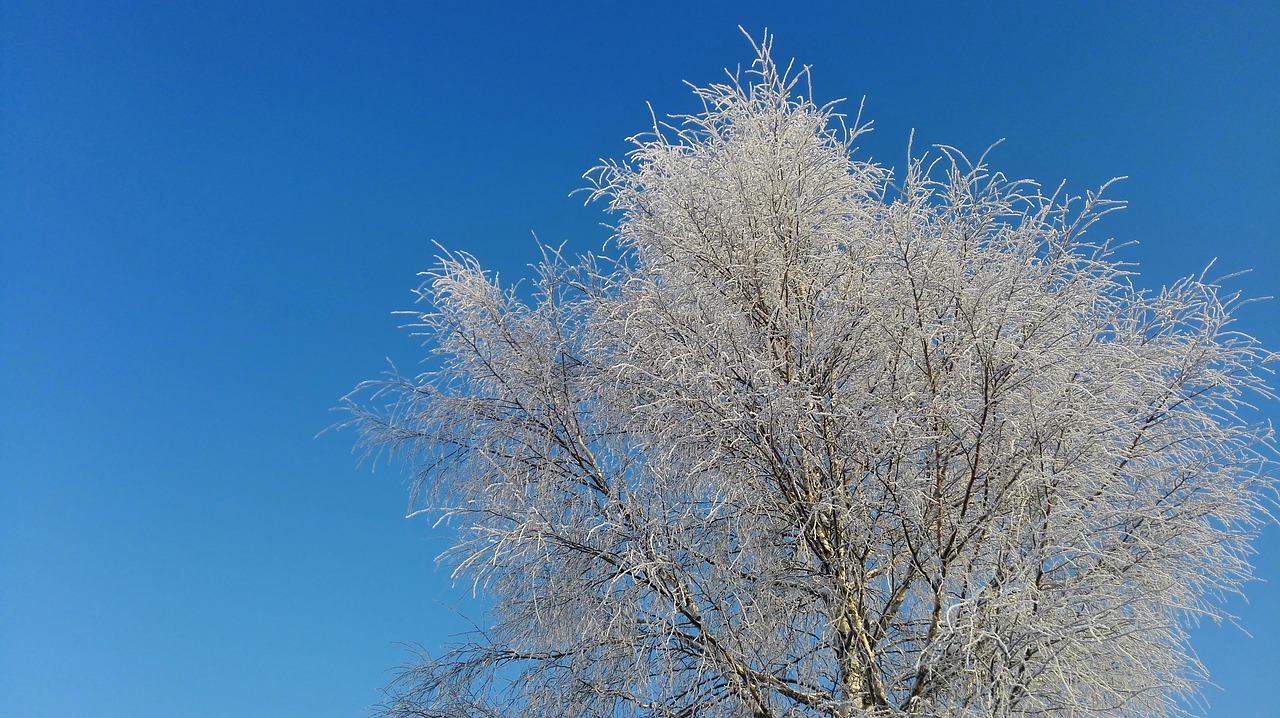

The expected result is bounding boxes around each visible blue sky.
[1,2,1276,716]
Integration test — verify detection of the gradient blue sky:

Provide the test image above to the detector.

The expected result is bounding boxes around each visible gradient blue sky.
[2,2,1277,716]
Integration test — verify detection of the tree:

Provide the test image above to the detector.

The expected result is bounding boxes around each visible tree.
[345,34,1275,718]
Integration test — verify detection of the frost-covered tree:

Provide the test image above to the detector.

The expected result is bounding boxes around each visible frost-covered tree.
[345,35,1275,718]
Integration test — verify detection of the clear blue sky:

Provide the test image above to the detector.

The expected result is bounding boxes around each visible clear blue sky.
[2,2,1276,716]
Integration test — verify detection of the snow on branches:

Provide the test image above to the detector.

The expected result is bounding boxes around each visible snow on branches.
[346,33,1275,718]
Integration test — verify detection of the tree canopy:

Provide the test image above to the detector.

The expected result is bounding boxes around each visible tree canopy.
[346,34,1276,718]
